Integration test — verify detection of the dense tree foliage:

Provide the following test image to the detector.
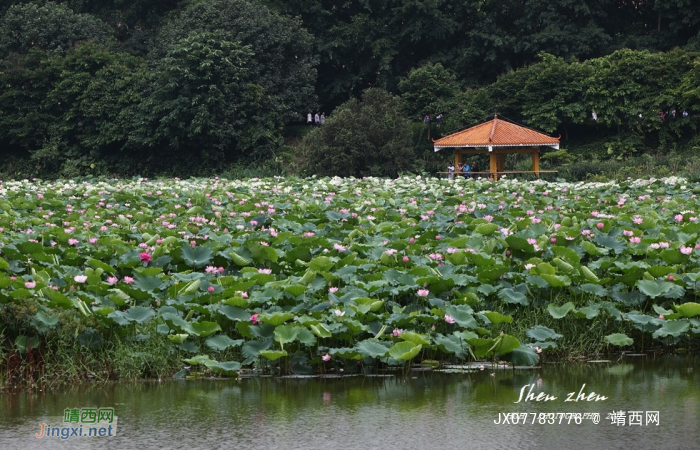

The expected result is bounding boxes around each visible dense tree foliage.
[1,0,700,178]
[299,88,415,177]
[0,1,112,57]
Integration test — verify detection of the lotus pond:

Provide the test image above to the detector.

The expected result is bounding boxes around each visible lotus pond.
[0,176,699,383]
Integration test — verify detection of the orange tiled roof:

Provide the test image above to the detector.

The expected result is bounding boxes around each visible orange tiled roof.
[434,115,559,151]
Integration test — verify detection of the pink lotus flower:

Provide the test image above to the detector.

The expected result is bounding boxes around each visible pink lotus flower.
[140,252,151,263]
[207,286,215,293]
[250,313,260,324]
[329,287,339,293]
[106,276,118,284]
[596,222,604,229]
[205,266,218,274]
[74,275,88,283]
[258,268,272,274]
[445,314,456,324]
[123,276,135,285]
[322,353,331,362]
[629,237,641,244]
[402,256,409,262]
[393,328,403,337]
[417,289,430,297]
[24,281,36,289]
[674,214,684,222]
[680,246,693,255]
[334,309,345,317]
[68,238,79,246]
[333,243,347,252]
[659,314,664,320]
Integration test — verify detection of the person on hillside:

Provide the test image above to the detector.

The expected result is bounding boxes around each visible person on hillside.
[435,113,442,127]
[320,112,326,125]
[423,114,430,124]
[315,112,320,126]
[307,112,313,125]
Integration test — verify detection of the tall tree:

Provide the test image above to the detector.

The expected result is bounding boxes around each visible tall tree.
[153,0,318,124]
[299,88,416,177]
[129,31,271,169]
[0,1,113,57]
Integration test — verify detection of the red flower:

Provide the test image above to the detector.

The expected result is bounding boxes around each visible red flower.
[140,252,152,263]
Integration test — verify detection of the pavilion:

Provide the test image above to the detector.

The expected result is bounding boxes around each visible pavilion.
[433,115,560,179]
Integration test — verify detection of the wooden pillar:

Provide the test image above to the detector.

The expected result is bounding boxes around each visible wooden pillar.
[496,153,505,173]
[531,149,540,177]
[454,150,461,167]
[489,153,498,180]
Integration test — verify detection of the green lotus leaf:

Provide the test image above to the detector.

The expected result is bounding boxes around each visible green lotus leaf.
[41,288,73,309]
[652,320,690,338]
[495,334,521,354]
[474,223,498,235]
[498,288,529,306]
[203,361,241,376]
[500,345,540,366]
[205,335,243,351]
[388,342,422,361]
[675,302,700,318]
[284,284,307,297]
[258,312,294,326]
[274,324,300,346]
[540,274,571,287]
[604,333,634,346]
[182,321,222,337]
[579,283,608,297]
[308,255,335,272]
[183,354,215,366]
[355,339,390,359]
[660,249,689,265]
[328,347,362,360]
[259,350,288,361]
[444,305,477,328]
[433,333,468,358]
[506,236,535,252]
[548,302,575,319]
[481,311,513,324]
[309,323,333,339]
[124,306,156,324]
[574,305,601,319]
[241,339,272,360]
[219,305,251,321]
[167,334,189,344]
[181,244,214,268]
[636,280,685,299]
[526,325,563,341]
[399,332,430,346]
[466,337,497,358]
[296,327,317,346]
[551,246,581,265]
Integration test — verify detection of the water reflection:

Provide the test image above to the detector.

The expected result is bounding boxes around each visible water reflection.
[0,356,697,449]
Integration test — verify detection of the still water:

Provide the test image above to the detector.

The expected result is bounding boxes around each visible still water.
[1,356,697,450]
